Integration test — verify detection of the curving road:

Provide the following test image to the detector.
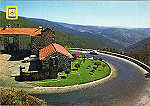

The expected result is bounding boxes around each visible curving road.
[32,53,149,106]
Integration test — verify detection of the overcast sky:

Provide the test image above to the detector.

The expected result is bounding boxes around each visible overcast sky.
[1,1,150,28]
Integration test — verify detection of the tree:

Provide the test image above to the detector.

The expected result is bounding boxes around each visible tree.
[72,54,77,61]
[93,66,97,70]
[78,60,82,65]
[102,64,106,69]
[98,57,103,61]
[96,61,101,68]
[93,57,97,60]
[65,69,70,77]
[94,62,97,65]
[82,54,86,63]
[75,63,80,69]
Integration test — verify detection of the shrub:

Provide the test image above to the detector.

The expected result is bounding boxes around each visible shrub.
[90,70,95,72]
[0,88,46,105]
[89,73,94,75]
[102,64,106,68]
[93,66,97,70]
[72,68,76,71]
[75,63,80,69]
[86,56,89,59]
[82,54,86,63]
[96,61,101,65]
[60,76,66,79]
[94,62,97,65]
[96,61,101,67]
[58,68,64,72]
[65,69,70,76]
[88,65,91,67]
[78,60,82,65]
[93,57,97,60]
[99,58,103,61]
[71,54,77,61]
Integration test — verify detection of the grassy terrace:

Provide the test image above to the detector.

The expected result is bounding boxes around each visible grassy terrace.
[30,58,111,87]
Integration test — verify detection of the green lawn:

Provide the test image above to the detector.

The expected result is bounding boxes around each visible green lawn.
[30,59,111,87]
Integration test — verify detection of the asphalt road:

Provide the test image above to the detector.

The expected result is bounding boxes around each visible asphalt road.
[33,53,149,106]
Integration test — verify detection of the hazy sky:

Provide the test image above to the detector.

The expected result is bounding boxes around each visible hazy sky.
[1,1,150,28]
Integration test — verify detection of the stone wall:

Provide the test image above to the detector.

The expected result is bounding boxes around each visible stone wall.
[0,34,31,53]
[45,52,71,72]
[31,28,55,56]
[41,52,71,78]
[20,71,53,81]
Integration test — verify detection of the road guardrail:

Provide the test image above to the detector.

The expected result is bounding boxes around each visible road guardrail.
[99,51,150,73]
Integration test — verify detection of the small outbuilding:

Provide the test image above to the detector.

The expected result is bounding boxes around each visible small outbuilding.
[38,43,73,78]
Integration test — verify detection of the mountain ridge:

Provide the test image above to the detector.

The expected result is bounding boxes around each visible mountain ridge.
[27,17,150,49]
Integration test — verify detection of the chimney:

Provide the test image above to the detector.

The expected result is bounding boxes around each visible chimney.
[17,24,20,28]
[39,26,43,30]
[7,24,11,28]
[35,26,43,33]
[2,26,8,30]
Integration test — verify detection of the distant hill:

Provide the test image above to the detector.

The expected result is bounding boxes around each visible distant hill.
[28,18,150,49]
[124,36,150,52]
[0,11,109,49]
[124,36,150,66]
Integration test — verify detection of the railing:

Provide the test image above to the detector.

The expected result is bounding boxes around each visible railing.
[70,48,150,73]
[99,51,150,73]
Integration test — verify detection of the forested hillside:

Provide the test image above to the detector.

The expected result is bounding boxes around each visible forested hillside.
[0,11,110,49]
[29,18,150,49]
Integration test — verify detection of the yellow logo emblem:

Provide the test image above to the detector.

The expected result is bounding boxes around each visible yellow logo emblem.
[6,6,18,20]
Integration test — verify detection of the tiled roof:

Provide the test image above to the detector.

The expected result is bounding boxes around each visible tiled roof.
[0,27,41,36]
[39,43,74,60]
[53,43,74,59]
[39,44,55,60]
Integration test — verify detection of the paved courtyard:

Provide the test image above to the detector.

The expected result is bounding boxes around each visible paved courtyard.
[0,54,32,88]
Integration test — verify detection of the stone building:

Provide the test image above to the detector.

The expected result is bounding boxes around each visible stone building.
[39,43,73,79]
[0,26,73,80]
[0,27,42,53]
